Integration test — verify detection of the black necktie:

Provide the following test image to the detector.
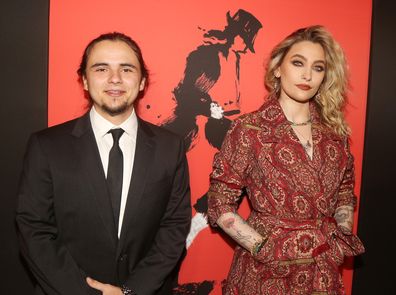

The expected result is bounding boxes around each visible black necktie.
[107,128,124,232]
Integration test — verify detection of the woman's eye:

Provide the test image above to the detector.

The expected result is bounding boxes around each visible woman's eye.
[314,65,325,72]
[292,60,303,66]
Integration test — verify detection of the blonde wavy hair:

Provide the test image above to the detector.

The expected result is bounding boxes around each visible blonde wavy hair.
[264,25,350,136]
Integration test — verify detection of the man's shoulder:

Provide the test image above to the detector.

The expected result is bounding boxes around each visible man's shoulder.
[34,114,85,139]
[139,118,182,141]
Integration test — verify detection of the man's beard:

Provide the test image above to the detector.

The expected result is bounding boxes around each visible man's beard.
[102,101,129,116]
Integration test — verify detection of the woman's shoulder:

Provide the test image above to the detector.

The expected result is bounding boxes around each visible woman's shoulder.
[233,98,283,128]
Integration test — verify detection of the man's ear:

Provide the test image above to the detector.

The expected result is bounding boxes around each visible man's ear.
[82,76,88,91]
[139,77,146,91]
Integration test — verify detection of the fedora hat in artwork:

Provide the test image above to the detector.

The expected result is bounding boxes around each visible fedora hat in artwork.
[224,9,263,53]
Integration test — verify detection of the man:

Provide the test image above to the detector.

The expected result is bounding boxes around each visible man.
[16,32,191,295]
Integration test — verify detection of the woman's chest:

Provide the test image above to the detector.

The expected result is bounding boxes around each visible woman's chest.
[243,132,348,216]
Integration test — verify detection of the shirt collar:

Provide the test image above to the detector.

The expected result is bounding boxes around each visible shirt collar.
[89,106,138,138]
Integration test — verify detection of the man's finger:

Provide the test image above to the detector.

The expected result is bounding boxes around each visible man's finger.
[86,277,105,291]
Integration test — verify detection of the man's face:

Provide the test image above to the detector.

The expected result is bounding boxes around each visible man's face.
[83,40,146,121]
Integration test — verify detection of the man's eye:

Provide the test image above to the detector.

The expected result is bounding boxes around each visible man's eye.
[95,68,107,72]
[122,68,134,73]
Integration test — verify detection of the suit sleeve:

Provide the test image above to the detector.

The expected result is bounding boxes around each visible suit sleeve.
[125,138,192,295]
[16,134,93,295]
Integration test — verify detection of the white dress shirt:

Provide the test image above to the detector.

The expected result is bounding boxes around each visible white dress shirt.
[90,106,137,238]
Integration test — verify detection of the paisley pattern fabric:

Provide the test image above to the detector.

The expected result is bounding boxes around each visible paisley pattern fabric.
[208,98,364,295]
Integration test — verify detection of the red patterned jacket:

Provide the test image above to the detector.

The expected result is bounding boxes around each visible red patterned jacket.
[208,97,364,295]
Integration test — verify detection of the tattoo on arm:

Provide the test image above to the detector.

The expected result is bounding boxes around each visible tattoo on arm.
[223,217,235,229]
[335,205,354,234]
[217,212,264,252]
[232,229,252,243]
[334,209,348,223]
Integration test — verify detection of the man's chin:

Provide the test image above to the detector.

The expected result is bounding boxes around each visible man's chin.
[102,104,130,116]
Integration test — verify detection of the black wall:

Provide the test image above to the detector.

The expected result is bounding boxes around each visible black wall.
[352,1,396,294]
[0,0,48,293]
[1,0,395,294]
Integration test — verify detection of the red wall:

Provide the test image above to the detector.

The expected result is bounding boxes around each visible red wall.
[49,1,372,294]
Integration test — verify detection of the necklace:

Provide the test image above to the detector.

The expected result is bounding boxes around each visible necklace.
[287,118,312,126]
[292,126,313,155]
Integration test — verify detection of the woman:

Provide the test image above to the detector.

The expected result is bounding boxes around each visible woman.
[207,25,364,295]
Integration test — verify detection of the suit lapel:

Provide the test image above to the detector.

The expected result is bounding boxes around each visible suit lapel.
[118,119,155,247]
[71,113,118,244]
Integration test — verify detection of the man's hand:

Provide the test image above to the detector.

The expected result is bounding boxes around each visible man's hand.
[86,277,123,295]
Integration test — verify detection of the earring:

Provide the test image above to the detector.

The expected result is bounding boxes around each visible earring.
[274,78,279,90]
[274,71,280,89]
[315,92,321,100]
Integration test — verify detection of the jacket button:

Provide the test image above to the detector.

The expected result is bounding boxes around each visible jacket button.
[119,254,127,261]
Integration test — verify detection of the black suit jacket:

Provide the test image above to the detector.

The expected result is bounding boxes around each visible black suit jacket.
[16,113,191,295]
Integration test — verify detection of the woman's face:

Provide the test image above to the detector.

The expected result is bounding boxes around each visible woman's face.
[276,41,326,104]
